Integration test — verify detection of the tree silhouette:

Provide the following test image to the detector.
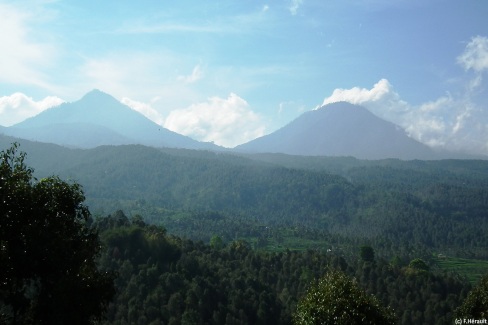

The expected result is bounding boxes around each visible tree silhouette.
[0,143,115,324]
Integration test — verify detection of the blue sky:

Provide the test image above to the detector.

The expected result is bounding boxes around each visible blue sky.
[0,0,487,152]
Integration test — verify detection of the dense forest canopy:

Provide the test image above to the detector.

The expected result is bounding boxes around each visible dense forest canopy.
[1,137,488,262]
[94,212,472,325]
[4,138,486,258]
[1,139,487,324]
[0,144,115,324]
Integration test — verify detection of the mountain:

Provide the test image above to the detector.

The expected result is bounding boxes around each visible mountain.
[2,135,488,262]
[235,102,445,160]
[2,90,222,150]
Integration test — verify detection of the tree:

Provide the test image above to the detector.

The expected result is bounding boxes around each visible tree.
[210,235,223,250]
[455,273,488,319]
[360,246,375,263]
[293,270,396,325]
[406,258,429,276]
[0,144,115,324]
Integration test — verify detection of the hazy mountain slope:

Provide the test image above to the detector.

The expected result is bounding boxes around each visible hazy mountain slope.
[5,90,222,150]
[235,102,439,160]
[2,137,488,258]
[5,123,136,148]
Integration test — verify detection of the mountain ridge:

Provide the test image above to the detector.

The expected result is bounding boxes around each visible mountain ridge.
[0,91,477,159]
[4,89,223,150]
[236,102,447,160]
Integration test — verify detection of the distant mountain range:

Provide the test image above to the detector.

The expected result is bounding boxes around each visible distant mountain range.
[2,90,222,150]
[236,102,452,160]
[0,90,477,159]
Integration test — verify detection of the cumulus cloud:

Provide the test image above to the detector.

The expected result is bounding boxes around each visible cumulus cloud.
[318,37,488,155]
[319,77,488,155]
[319,79,410,124]
[321,79,399,106]
[120,97,165,126]
[0,93,64,126]
[457,36,488,94]
[457,36,488,73]
[163,93,266,147]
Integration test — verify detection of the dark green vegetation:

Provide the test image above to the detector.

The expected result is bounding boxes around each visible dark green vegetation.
[2,136,487,260]
[95,212,470,325]
[0,144,115,324]
[433,255,488,284]
[293,270,395,325]
[1,137,488,323]
[455,273,488,319]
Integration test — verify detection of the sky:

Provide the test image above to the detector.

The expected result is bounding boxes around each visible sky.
[0,0,487,152]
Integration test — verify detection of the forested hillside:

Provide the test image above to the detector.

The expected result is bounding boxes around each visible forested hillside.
[1,136,488,262]
[95,212,471,325]
[1,140,487,324]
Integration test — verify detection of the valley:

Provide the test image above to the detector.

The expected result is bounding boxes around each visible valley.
[2,2,487,323]
[1,91,487,324]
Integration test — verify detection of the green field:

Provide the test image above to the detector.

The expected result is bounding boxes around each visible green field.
[433,254,488,284]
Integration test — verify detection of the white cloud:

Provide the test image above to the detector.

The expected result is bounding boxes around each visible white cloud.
[120,97,165,126]
[318,38,488,151]
[0,3,57,90]
[163,93,266,147]
[0,93,64,126]
[289,0,304,15]
[319,79,410,124]
[457,36,488,73]
[177,64,204,84]
[319,77,488,155]
[457,36,488,94]
[321,79,397,106]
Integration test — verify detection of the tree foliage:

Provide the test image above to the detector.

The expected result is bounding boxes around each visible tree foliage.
[0,143,115,324]
[210,235,224,250]
[455,273,488,319]
[0,140,481,324]
[360,246,375,263]
[293,270,396,325]
[88,212,471,324]
[408,258,429,272]
[4,140,488,260]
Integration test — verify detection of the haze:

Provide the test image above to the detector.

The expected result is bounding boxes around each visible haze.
[0,0,487,153]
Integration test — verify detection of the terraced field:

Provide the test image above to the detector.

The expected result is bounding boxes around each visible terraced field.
[433,254,488,284]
